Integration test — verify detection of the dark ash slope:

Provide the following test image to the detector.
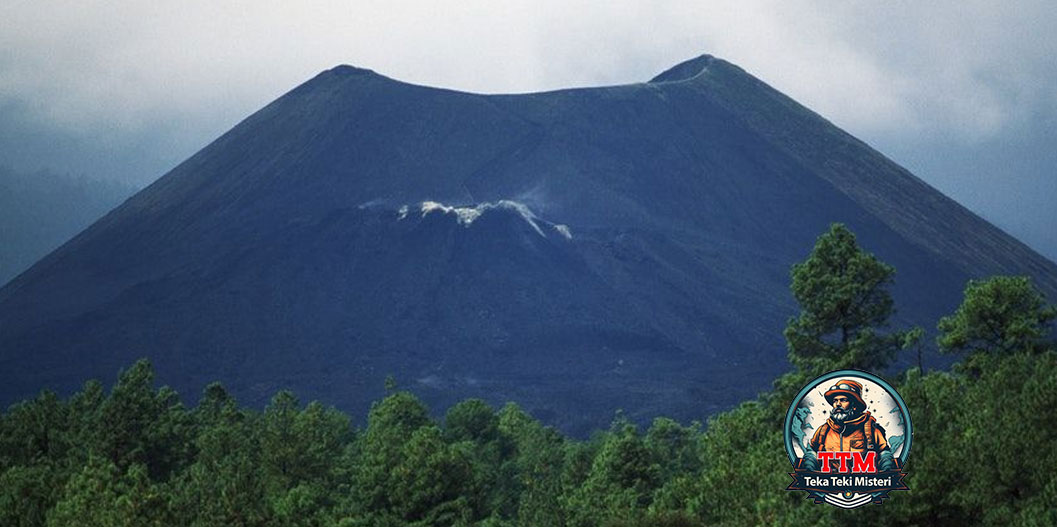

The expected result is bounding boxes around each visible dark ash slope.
[1,55,1053,434]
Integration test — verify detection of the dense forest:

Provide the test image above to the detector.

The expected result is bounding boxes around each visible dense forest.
[2,224,1055,526]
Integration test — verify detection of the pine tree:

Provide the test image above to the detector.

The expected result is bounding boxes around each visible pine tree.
[784,223,916,373]
[937,275,1055,356]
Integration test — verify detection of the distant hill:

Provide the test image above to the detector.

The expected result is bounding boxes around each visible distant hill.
[0,166,134,285]
[1,55,1054,435]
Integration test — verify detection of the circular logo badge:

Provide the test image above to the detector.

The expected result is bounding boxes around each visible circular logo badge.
[784,369,911,508]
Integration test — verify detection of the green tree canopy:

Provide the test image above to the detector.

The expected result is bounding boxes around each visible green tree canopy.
[784,223,915,373]
[444,399,500,444]
[937,275,1056,356]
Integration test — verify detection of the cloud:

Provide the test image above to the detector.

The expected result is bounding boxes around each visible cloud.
[2,1,1054,140]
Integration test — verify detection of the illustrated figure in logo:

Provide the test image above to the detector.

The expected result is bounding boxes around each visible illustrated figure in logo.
[808,379,897,472]
[784,370,911,508]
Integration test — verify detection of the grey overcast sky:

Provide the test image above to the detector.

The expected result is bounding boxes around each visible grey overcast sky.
[1,1,1055,261]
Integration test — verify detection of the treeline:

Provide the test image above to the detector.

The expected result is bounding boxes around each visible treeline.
[2,225,1056,526]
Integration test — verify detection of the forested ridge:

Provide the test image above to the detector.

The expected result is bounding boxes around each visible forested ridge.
[3,225,1055,526]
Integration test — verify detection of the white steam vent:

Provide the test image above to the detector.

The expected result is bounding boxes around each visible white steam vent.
[404,200,572,239]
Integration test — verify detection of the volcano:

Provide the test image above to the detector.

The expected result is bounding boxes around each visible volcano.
[2,55,1054,434]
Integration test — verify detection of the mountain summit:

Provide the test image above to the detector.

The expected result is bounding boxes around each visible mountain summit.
[2,55,1054,434]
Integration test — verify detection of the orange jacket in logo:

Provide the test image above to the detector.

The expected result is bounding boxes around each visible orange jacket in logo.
[809,411,889,455]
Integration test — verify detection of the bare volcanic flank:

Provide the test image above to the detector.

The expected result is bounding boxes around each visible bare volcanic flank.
[1,55,1054,434]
